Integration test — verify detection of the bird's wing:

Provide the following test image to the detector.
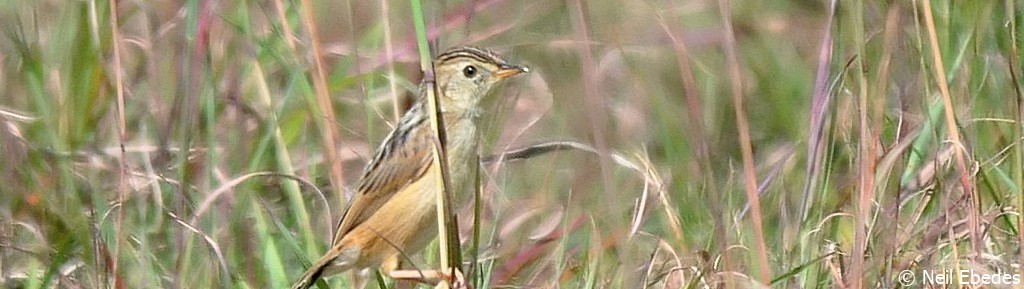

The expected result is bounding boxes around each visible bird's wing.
[331,111,434,244]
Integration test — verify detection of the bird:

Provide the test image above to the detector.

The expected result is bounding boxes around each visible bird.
[290,46,529,289]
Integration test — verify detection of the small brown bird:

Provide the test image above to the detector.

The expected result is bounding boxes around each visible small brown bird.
[291,46,528,289]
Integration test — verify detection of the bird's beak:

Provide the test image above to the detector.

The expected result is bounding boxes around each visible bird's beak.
[494,64,530,80]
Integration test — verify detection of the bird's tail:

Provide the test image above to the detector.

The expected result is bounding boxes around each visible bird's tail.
[290,258,328,289]
[290,249,349,289]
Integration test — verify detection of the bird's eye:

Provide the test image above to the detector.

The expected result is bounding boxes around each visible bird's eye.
[463,65,477,78]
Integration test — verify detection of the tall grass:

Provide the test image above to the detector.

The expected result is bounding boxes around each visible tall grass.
[1,0,1022,288]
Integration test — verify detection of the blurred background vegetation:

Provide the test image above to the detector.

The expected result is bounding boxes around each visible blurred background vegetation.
[1,0,1022,288]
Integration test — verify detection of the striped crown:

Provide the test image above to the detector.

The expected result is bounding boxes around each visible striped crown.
[435,46,508,66]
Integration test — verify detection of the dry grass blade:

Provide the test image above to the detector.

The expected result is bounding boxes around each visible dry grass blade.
[824,242,846,289]
[272,0,297,51]
[900,144,955,195]
[188,172,327,227]
[566,2,621,267]
[379,0,402,122]
[920,0,979,256]
[716,0,769,283]
[852,4,899,288]
[635,152,682,242]
[651,13,712,250]
[736,148,794,221]
[800,0,838,222]
[0,106,38,122]
[409,0,461,276]
[108,1,129,286]
[166,212,230,285]
[484,141,641,174]
[424,73,461,276]
[1005,0,1024,273]
[849,1,868,287]
[483,141,674,238]
[299,0,345,210]
[654,236,687,288]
